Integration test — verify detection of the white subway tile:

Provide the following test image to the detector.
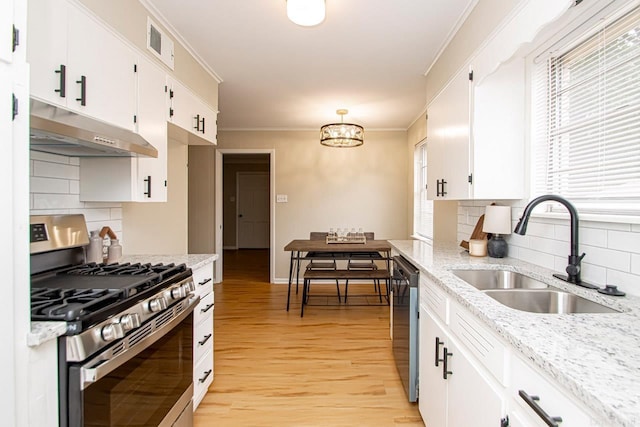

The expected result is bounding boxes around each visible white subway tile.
[526,221,555,239]
[582,220,631,232]
[33,160,79,180]
[580,263,606,286]
[69,180,79,194]
[33,193,83,210]
[608,230,640,254]
[110,208,122,220]
[579,227,607,248]
[631,254,640,275]
[69,208,112,222]
[581,244,630,271]
[554,224,570,242]
[30,150,71,164]
[518,247,555,270]
[30,177,69,194]
[30,209,71,216]
[82,202,123,209]
[69,157,80,166]
[632,224,640,233]
[528,235,567,257]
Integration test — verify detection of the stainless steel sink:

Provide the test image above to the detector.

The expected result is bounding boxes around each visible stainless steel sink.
[483,289,620,314]
[451,269,549,290]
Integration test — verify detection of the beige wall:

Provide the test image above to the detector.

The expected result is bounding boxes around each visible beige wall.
[188,145,216,253]
[217,130,409,281]
[122,138,189,254]
[77,0,218,109]
[425,0,520,104]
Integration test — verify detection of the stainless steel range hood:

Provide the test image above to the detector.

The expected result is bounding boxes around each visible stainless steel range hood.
[29,99,158,158]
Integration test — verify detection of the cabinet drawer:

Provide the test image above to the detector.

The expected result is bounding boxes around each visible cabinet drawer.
[421,276,448,324]
[194,291,214,327]
[449,301,507,385]
[193,349,214,410]
[509,355,595,427]
[192,264,214,299]
[194,310,213,363]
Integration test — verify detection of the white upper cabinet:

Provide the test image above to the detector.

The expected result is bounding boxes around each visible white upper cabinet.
[79,55,168,202]
[167,77,217,144]
[28,0,137,131]
[426,59,525,201]
[426,67,472,200]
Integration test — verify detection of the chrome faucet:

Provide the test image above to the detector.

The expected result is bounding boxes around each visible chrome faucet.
[513,195,598,289]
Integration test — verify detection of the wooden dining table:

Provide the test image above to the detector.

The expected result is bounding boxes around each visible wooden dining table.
[283,239,392,312]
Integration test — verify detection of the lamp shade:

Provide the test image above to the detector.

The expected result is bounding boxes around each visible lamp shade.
[482,205,512,235]
[287,0,325,26]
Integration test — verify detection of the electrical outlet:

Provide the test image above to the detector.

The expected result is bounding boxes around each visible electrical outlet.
[276,194,288,203]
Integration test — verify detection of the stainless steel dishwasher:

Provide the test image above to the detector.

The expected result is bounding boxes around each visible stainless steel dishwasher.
[392,255,419,402]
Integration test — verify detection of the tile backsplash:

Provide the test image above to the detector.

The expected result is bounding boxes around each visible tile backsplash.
[30,150,123,242]
[458,200,640,297]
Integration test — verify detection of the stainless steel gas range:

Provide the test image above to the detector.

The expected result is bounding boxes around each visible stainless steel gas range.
[30,215,198,427]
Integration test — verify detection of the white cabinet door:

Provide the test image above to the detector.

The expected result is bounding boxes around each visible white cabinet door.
[28,0,136,131]
[167,77,217,144]
[0,0,14,64]
[27,0,68,106]
[66,5,136,131]
[426,67,471,200]
[135,55,168,201]
[419,308,448,427]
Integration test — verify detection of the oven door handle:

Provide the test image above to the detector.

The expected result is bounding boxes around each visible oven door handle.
[79,295,199,390]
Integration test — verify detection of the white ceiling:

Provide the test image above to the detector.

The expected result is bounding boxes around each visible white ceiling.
[144,0,475,131]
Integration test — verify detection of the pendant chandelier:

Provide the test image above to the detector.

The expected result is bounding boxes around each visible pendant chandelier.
[320,109,364,148]
[286,0,325,27]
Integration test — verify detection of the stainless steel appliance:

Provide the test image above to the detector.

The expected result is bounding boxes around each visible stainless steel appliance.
[30,215,198,427]
[392,255,419,402]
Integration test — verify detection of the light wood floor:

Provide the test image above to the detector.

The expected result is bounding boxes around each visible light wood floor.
[194,249,423,427]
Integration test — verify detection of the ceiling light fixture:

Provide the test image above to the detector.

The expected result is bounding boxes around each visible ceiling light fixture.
[286,0,326,27]
[320,109,364,148]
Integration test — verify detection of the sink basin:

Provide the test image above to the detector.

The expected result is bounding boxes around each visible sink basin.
[451,269,549,290]
[483,289,620,314]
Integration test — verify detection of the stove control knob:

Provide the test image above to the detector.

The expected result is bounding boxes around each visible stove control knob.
[181,281,195,295]
[119,313,141,331]
[101,323,125,342]
[147,297,168,313]
[170,286,187,300]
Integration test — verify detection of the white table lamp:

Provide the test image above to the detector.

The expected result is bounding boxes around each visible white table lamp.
[482,205,512,258]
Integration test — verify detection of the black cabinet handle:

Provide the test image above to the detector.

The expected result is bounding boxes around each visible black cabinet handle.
[435,337,444,366]
[12,94,18,121]
[76,75,86,106]
[198,277,212,286]
[169,107,174,118]
[442,347,452,379]
[201,303,214,313]
[198,333,212,346]
[198,369,213,383]
[436,179,441,196]
[194,114,201,131]
[54,64,66,98]
[143,176,151,198]
[441,179,447,196]
[500,416,509,427]
[518,390,562,427]
[200,116,206,133]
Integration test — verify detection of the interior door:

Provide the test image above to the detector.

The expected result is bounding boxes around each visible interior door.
[237,172,269,248]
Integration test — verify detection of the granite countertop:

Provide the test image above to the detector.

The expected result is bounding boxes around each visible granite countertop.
[28,253,218,347]
[389,239,640,427]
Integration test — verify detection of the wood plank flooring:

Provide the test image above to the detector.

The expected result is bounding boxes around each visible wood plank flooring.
[194,249,423,427]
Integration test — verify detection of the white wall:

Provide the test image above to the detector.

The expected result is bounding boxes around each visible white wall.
[30,150,123,239]
[458,201,640,297]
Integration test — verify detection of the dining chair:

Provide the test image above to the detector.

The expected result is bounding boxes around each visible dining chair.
[344,232,384,302]
[305,232,341,302]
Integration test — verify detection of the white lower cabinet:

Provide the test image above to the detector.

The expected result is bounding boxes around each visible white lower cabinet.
[192,262,214,410]
[419,303,505,427]
[418,275,601,427]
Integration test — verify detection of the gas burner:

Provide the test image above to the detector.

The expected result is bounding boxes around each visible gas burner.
[31,288,123,321]
[63,262,177,276]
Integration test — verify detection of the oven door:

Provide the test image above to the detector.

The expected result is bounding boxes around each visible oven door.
[65,298,197,427]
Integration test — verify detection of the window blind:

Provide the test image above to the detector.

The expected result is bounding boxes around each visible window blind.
[414,142,433,239]
[533,5,640,214]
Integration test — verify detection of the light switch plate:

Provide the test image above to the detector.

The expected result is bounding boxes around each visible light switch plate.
[276,194,288,203]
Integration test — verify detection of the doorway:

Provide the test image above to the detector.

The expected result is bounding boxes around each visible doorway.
[215,149,275,283]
